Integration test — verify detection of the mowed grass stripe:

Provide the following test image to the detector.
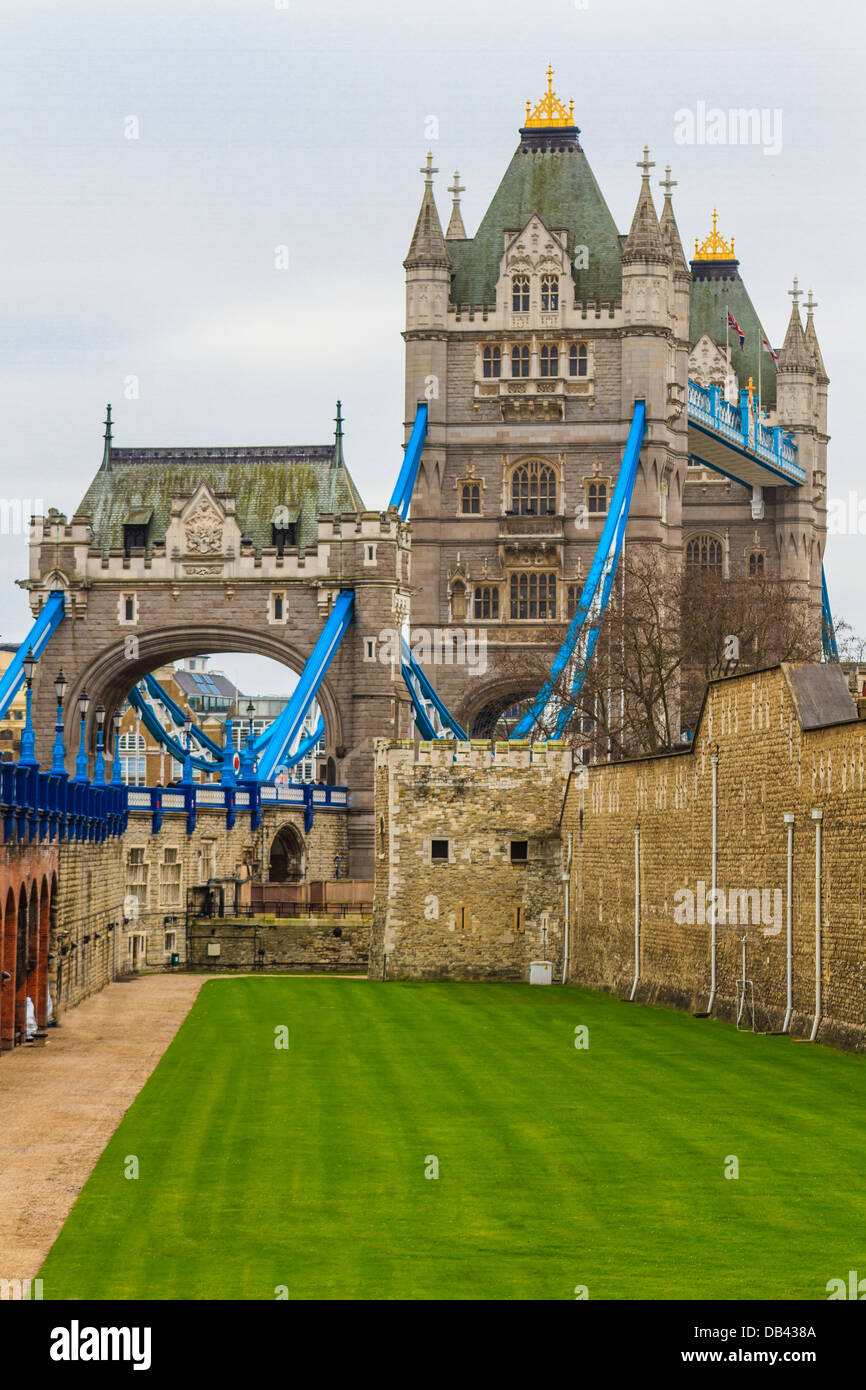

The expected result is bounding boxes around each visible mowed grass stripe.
[38,978,866,1300]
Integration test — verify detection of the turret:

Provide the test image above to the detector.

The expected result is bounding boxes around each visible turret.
[621,148,672,422]
[404,153,450,425]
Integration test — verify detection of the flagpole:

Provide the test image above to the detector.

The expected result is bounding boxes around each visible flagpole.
[725,304,731,400]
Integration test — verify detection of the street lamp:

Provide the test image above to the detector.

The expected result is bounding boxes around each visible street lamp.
[73,688,90,783]
[133,706,142,786]
[18,647,38,768]
[158,701,167,785]
[239,702,256,779]
[110,710,123,786]
[93,704,106,786]
[50,669,68,775]
[182,715,193,786]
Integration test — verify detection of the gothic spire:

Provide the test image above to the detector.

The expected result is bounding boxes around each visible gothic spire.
[621,147,668,265]
[445,170,467,240]
[404,153,450,270]
[803,289,828,381]
[779,277,813,371]
[101,403,113,470]
[657,165,689,276]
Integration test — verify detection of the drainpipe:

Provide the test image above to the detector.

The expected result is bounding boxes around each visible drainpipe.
[782,813,795,1032]
[809,809,823,1042]
[561,833,573,984]
[630,825,640,1000]
[707,746,719,1015]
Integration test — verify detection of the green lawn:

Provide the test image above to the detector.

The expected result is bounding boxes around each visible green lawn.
[39,978,866,1300]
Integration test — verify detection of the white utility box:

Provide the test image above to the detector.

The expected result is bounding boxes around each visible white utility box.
[530,960,552,985]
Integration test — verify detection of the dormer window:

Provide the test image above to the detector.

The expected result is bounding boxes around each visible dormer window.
[272,510,299,555]
[482,345,501,378]
[512,275,530,312]
[540,275,559,312]
[123,509,152,555]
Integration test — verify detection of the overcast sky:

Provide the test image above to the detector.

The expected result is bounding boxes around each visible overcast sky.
[0,0,862,692]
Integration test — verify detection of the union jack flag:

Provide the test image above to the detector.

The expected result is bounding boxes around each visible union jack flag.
[727,311,745,348]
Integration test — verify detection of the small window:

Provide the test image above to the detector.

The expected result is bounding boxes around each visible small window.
[748,551,765,578]
[511,345,530,378]
[512,275,529,312]
[514,905,524,932]
[587,481,607,514]
[365,638,376,661]
[539,345,559,378]
[473,586,500,620]
[272,522,297,554]
[431,839,450,862]
[483,346,501,379]
[273,594,284,621]
[366,545,376,563]
[569,343,588,377]
[123,524,148,554]
[461,484,480,515]
[459,904,466,931]
[510,840,528,862]
[541,275,559,312]
[124,596,134,621]
[164,931,176,953]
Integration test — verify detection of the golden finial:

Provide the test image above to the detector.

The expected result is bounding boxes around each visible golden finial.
[746,376,755,405]
[693,208,736,261]
[524,65,575,128]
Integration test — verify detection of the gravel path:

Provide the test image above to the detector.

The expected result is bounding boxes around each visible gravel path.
[0,973,205,1285]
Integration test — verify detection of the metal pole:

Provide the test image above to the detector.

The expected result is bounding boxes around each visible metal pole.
[783,813,795,1032]
[810,809,823,1042]
[708,749,719,1014]
[630,825,640,1000]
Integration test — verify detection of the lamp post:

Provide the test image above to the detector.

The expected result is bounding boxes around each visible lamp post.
[182,715,194,786]
[240,701,256,779]
[93,704,106,786]
[73,689,90,783]
[158,702,167,786]
[18,647,38,768]
[134,708,142,786]
[110,710,123,786]
[334,853,342,882]
[50,669,68,775]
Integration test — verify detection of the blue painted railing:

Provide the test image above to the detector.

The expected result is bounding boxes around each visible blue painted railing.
[687,381,804,484]
[124,781,349,836]
[0,762,127,844]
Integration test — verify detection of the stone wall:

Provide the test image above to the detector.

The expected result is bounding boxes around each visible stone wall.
[563,664,866,1050]
[371,738,573,980]
[187,914,369,973]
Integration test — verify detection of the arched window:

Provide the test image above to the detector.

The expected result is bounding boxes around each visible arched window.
[569,343,588,377]
[511,344,530,378]
[473,586,500,620]
[482,345,501,378]
[510,461,557,516]
[461,484,480,514]
[541,275,559,311]
[539,345,559,378]
[587,481,607,514]
[567,584,579,619]
[685,534,724,576]
[512,275,530,311]
[509,572,557,620]
[118,731,147,784]
[748,551,765,578]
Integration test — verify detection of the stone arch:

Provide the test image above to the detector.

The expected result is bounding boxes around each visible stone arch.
[459,675,545,740]
[59,624,345,767]
[507,455,559,516]
[268,823,305,883]
[1,888,16,1050]
[36,875,51,1028]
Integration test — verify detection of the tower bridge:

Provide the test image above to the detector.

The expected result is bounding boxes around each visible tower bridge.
[0,69,835,1024]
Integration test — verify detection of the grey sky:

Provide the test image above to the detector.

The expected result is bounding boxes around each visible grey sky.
[1,0,862,667]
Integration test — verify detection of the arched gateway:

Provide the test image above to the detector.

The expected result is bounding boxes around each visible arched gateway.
[23,414,414,877]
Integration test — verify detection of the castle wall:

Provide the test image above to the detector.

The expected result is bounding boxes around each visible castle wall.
[370,739,573,979]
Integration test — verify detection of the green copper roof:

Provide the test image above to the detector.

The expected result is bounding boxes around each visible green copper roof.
[76,445,365,555]
[448,142,624,308]
[689,264,777,408]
